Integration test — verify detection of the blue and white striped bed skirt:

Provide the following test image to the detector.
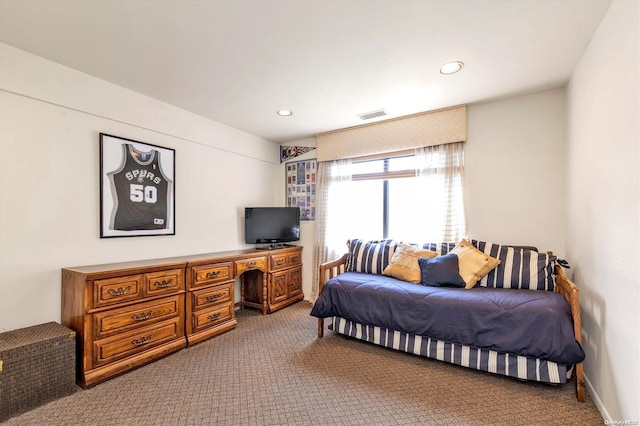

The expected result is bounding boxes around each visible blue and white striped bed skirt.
[332,317,572,384]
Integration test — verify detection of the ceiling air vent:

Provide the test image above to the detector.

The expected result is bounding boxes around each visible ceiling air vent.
[358,109,388,120]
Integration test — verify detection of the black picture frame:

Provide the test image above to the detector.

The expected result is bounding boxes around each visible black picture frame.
[99,133,175,238]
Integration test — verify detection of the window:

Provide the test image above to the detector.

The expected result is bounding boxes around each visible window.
[351,153,424,242]
[312,142,465,302]
[325,143,466,245]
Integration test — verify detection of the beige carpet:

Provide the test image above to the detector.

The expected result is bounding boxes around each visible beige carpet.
[4,302,603,425]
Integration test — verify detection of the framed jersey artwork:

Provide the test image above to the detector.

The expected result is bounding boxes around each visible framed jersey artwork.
[99,133,175,238]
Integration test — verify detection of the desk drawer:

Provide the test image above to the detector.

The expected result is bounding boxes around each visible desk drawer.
[191,283,233,311]
[287,251,302,267]
[270,253,288,271]
[270,251,302,271]
[235,257,266,275]
[192,304,233,333]
[92,316,183,367]
[93,295,183,339]
[190,262,233,289]
[93,275,143,308]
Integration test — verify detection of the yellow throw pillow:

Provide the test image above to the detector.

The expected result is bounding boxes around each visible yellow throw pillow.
[450,240,501,289]
[383,243,437,283]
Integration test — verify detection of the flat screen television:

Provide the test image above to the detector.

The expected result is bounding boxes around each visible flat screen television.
[244,207,300,246]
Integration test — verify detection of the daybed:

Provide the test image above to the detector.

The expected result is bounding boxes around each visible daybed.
[310,239,586,402]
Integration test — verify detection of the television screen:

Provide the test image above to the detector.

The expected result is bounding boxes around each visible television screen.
[244,207,300,245]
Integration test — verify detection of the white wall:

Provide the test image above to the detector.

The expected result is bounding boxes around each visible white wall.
[0,44,282,332]
[466,89,567,253]
[278,137,317,302]
[566,0,639,421]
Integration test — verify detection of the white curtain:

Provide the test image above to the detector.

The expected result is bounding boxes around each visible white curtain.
[414,142,466,242]
[310,143,466,301]
[310,158,352,302]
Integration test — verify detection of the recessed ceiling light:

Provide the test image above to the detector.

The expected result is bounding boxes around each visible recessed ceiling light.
[440,61,464,75]
[277,110,293,117]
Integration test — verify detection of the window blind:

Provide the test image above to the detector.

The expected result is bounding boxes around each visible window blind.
[316,105,466,162]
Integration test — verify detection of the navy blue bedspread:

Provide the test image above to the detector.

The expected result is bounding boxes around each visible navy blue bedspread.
[310,272,585,364]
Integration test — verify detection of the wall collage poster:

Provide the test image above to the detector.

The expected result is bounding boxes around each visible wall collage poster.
[286,159,316,220]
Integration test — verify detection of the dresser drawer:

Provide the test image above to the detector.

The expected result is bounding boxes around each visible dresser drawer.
[287,251,302,267]
[93,275,143,308]
[270,251,302,271]
[92,295,183,339]
[235,256,267,275]
[191,283,233,311]
[92,316,183,367]
[190,262,233,289]
[191,304,233,333]
[145,269,184,297]
[270,253,289,271]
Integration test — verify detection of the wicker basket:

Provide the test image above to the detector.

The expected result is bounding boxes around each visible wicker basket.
[0,322,76,422]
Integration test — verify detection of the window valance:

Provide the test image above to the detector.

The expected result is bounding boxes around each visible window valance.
[316,105,466,162]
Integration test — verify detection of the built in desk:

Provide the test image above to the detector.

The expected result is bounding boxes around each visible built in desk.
[62,245,303,387]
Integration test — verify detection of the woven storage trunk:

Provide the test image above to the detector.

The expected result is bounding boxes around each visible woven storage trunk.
[0,322,76,422]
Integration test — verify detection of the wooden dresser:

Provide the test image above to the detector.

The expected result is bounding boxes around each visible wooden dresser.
[236,246,303,314]
[183,250,266,345]
[62,246,303,386]
[61,258,187,388]
[266,246,303,312]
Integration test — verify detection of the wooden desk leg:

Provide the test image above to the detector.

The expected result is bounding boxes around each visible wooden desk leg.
[262,270,268,315]
[240,276,244,310]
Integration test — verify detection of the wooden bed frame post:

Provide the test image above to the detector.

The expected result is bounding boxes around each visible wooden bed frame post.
[553,263,586,402]
[317,254,348,339]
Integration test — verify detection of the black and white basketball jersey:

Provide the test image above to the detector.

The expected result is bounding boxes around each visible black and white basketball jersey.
[108,144,171,231]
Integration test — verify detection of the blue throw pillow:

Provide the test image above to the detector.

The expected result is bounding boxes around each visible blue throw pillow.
[418,253,466,288]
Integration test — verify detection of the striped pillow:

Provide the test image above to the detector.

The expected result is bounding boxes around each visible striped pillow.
[346,239,398,275]
[419,242,457,255]
[472,240,556,291]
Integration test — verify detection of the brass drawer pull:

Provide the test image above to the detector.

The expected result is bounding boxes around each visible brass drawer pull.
[132,334,153,346]
[206,271,222,279]
[131,310,153,321]
[206,294,221,303]
[246,262,257,268]
[154,279,173,288]
[107,286,132,297]
[291,256,300,263]
[207,313,221,321]
[275,258,286,265]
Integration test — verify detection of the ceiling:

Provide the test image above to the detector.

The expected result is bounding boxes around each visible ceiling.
[0,0,611,144]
